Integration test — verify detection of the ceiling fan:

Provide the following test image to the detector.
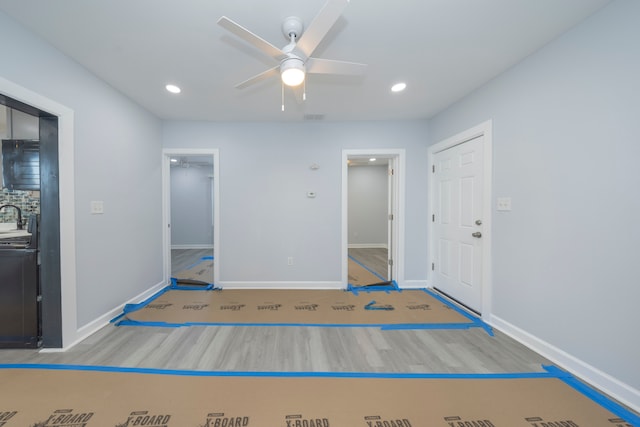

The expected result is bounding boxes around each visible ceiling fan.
[217,0,366,96]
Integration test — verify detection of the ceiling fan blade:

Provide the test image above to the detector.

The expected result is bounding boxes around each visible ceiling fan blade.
[235,66,280,89]
[296,0,349,58]
[217,16,288,61]
[306,57,366,76]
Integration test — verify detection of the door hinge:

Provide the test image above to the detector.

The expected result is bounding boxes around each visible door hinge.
[432,165,435,173]
[388,168,394,176]
[389,214,394,221]
[432,214,435,222]
[37,295,42,302]
[389,259,393,266]
[431,263,435,271]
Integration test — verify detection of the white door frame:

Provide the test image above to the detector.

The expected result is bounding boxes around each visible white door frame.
[162,148,220,286]
[1,76,77,349]
[428,120,493,318]
[342,149,405,287]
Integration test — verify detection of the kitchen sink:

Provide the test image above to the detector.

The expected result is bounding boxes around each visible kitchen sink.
[0,235,31,249]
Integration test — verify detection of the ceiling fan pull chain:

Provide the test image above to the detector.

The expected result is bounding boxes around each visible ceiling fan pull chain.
[303,79,306,101]
[281,81,285,112]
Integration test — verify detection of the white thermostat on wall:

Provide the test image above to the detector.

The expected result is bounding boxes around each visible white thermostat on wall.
[307,191,317,198]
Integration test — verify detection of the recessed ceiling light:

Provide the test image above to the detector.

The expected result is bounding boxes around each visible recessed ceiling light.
[165,84,181,94]
[369,158,377,162]
[391,82,407,93]
[170,158,178,163]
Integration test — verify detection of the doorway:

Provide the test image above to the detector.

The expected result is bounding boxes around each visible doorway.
[0,94,62,347]
[428,121,492,315]
[162,149,219,285]
[342,149,405,287]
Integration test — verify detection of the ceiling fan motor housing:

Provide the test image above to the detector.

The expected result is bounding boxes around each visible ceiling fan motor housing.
[282,16,303,40]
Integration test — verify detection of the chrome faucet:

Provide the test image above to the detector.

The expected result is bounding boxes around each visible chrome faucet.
[0,204,23,230]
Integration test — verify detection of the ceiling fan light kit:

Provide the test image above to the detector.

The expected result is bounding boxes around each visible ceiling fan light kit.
[280,58,306,86]
[217,0,366,107]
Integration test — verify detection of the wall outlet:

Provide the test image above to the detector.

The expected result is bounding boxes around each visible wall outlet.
[287,257,294,266]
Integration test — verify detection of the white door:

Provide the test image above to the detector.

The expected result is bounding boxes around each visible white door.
[387,161,394,281]
[432,136,484,312]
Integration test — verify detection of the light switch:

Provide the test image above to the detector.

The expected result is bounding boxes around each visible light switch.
[91,201,104,214]
[496,197,511,211]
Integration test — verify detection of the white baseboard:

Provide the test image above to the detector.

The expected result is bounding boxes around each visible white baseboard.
[400,279,428,289]
[218,281,344,290]
[490,315,640,413]
[348,243,388,249]
[40,280,167,353]
[171,244,214,250]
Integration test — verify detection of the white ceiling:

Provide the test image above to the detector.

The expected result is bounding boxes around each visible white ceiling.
[0,0,611,122]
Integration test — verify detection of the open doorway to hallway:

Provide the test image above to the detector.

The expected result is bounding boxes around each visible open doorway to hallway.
[162,149,219,285]
[347,157,390,284]
[342,149,405,288]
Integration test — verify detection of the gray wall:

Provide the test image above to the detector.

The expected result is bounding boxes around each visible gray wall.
[170,164,214,247]
[428,0,640,393]
[348,164,388,246]
[0,10,164,327]
[162,120,429,284]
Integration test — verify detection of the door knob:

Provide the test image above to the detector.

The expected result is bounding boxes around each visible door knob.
[475,219,482,225]
[472,232,482,238]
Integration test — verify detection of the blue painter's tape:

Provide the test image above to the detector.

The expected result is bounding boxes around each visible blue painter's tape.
[422,288,494,336]
[364,300,395,311]
[0,363,559,379]
[543,365,640,426]
[168,279,217,290]
[182,256,214,270]
[113,319,185,328]
[1,363,634,424]
[347,255,399,293]
[113,287,492,335]
[348,255,386,281]
[110,286,172,323]
[111,286,221,325]
[381,323,474,331]
[347,282,399,294]
[115,319,447,329]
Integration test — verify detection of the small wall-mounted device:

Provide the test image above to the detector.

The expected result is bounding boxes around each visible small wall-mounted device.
[306,191,317,198]
[90,201,104,214]
[496,197,512,211]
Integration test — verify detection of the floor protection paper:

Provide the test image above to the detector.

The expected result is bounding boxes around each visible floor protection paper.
[0,364,636,426]
[172,257,214,286]
[114,288,488,332]
[348,256,386,287]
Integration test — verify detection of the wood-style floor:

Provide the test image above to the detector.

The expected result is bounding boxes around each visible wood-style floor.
[171,248,213,276]
[349,247,388,279]
[0,249,550,375]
